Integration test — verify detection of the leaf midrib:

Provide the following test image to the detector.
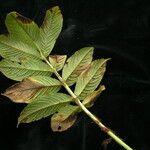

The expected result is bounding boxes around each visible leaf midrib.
[1,64,51,72]
[42,10,55,40]
[11,84,60,92]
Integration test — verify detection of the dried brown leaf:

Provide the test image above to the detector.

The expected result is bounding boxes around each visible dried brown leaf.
[51,114,77,132]
[2,76,61,103]
[2,78,43,103]
[51,104,79,132]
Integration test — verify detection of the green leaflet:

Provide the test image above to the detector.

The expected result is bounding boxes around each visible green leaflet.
[0,35,41,62]
[62,47,94,86]
[74,59,109,100]
[5,11,40,49]
[0,59,52,81]
[39,6,63,57]
[51,104,79,132]
[18,93,73,125]
[3,75,61,103]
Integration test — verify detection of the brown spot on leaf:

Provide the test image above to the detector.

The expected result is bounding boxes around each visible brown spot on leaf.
[16,13,32,24]
[2,78,43,103]
[75,63,91,76]
[49,55,65,63]
[18,57,29,63]
[82,85,105,107]
[51,114,77,132]
[49,55,67,71]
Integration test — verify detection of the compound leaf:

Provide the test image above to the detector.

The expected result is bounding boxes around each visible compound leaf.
[0,6,110,133]
[18,93,73,125]
[62,47,94,86]
[0,59,52,81]
[2,76,61,103]
[39,6,63,57]
[74,59,109,100]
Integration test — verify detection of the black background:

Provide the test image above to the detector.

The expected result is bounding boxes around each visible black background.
[0,0,150,150]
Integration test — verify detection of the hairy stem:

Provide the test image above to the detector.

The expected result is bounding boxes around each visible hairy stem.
[43,56,133,150]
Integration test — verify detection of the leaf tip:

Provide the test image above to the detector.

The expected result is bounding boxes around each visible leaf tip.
[16,122,19,128]
[106,58,111,61]
[51,6,61,13]
[6,11,32,24]
[100,85,106,91]
[47,6,62,16]
[16,13,32,24]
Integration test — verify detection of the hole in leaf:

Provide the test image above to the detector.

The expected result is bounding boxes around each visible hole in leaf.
[58,126,61,130]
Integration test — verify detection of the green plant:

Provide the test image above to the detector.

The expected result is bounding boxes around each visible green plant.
[0,6,133,150]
